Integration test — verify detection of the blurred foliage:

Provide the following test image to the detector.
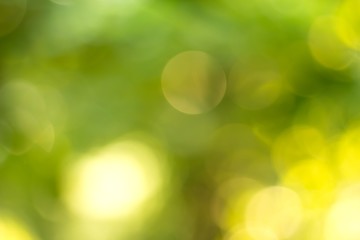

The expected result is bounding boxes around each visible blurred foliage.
[2,0,360,240]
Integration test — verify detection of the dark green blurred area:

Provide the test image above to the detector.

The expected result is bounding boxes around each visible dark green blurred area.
[2,0,360,239]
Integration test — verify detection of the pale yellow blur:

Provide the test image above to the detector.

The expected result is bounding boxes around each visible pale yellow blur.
[162,51,227,114]
[245,186,302,240]
[309,16,353,70]
[0,215,37,240]
[272,125,326,174]
[325,184,360,240]
[63,139,162,220]
[223,228,264,240]
[336,0,360,50]
[228,58,282,110]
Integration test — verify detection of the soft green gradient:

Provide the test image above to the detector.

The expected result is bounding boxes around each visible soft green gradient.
[1,0,360,239]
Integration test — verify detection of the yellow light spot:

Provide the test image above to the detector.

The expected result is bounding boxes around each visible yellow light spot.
[245,186,303,240]
[162,51,227,114]
[337,126,360,181]
[335,0,360,50]
[325,184,360,240]
[272,125,326,174]
[228,57,282,110]
[282,159,335,209]
[309,16,353,70]
[224,227,275,240]
[0,0,27,37]
[0,215,37,240]
[63,140,162,220]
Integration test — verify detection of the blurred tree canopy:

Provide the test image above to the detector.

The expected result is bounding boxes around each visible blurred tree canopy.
[1,0,360,240]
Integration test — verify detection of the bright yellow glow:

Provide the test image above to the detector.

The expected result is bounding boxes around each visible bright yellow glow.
[337,126,360,181]
[0,0,27,37]
[162,51,227,114]
[309,16,353,70]
[0,216,36,240]
[272,125,326,174]
[63,140,162,220]
[325,184,360,240]
[336,0,360,50]
[245,186,303,240]
[228,59,282,110]
[282,159,335,209]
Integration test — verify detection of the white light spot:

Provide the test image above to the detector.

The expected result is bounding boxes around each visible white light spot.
[325,184,360,240]
[63,140,162,220]
[246,186,303,240]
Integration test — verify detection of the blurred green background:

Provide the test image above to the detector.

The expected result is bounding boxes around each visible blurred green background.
[1,0,360,239]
